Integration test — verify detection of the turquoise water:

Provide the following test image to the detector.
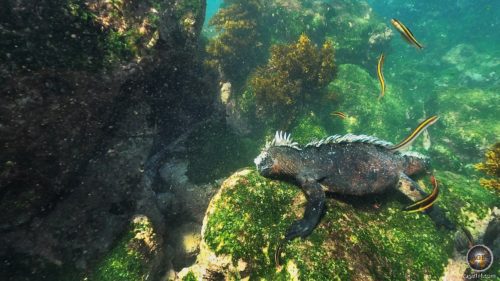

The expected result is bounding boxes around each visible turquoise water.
[205,0,223,26]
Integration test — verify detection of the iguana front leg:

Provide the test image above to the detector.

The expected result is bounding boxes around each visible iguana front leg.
[285,177,326,241]
[276,178,325,266]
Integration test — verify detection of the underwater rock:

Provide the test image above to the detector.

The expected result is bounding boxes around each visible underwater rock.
[83,0,164,62]
[88,215,165,281]
[216,81,252,136]
[326,64,407,140]
[181,168,459,280]
[219,82,232,105]
[160,159,190,187]
[0,0,213,279]
[174,0,206,42]
[225,98,253,136]
[483,208,500,258]
[442,44,500,87]
[435,88,499,171]
[0,70,117,231]
[0,99,161,275]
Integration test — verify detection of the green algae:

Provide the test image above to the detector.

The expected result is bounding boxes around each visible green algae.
[89,217,157,281]
[435,170,500,226]
[182,270,197,281]
[475,143,500,192]
[203,170,299,278]
[90,234,145,281]
[201,169,461,280]
[290,113,328,143]
[436,88,500,167]
[249,34,334,125]
[205,0,268,86]
[326,64,407,141]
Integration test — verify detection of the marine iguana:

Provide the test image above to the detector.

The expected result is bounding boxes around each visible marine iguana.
[254,116,455,264]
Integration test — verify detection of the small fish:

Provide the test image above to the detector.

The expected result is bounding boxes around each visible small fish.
[331,111,347,119]
[404,175,439,213]
[391,19,424,49]
[377,53,385,99]
[377,53,386,99]
[390,115,439,152]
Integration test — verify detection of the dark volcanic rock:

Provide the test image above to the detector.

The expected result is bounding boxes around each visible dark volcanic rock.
[0,70,120,230]
[0,0,214,279]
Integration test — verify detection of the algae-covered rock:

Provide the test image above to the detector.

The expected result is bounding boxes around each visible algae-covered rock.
[88,215,164,281]
[82,0,163,63]
[290,112,328,144]
[182,168,466,280]
[441,44,500,87]
[326,64,408,141]
[435,87,500,170]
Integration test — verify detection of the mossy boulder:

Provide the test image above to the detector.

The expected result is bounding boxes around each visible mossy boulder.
[326,64,408,141]
[88,215,164,281]
[82,0,166,64]
[181,168,480,280]
[441,44,500,87]
[290,112,328,144]
[434,87,500,171]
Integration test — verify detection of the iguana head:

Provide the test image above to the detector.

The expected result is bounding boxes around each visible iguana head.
[254,131,301,180]
[401,151,431,177]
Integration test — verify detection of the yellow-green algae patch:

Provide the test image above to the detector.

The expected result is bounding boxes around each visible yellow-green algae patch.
[198,168,464,280]
[181,270,197,281]
[88,216,160,281]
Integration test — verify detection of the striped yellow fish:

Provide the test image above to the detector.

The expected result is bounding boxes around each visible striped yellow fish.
[391,19,424,49]
[377,53,386,99]
[331,111,347,119]
[404,175,439,213]
[390,115,439,152]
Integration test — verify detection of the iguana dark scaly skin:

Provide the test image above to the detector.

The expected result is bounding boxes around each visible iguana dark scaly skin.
[254,131,455,263]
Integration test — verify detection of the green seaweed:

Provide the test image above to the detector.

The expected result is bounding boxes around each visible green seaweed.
[205,0,268,86]
[88,217,156,281]
[249,34,334,126]
[290,113,328,143]
[182,270,197,281]
[202,169,461,280]
[326,64,407,140]
[475,143,500,192]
